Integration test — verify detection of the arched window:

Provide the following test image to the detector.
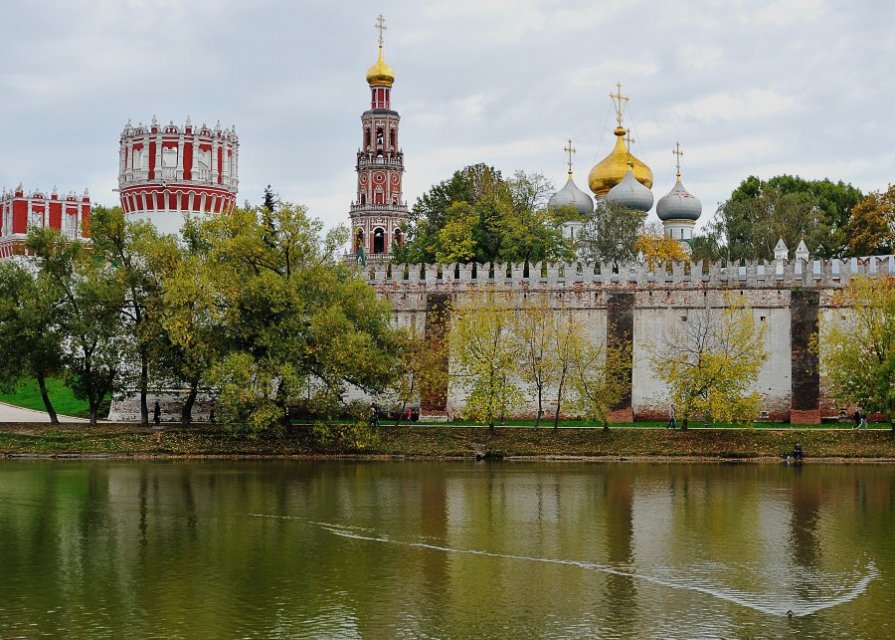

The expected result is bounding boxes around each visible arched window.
[373,227,385,254]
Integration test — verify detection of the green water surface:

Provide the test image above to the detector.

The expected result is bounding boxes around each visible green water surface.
[0,460,891,639]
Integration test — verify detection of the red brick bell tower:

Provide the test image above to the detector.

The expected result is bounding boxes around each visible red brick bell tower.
[349,15,409,263]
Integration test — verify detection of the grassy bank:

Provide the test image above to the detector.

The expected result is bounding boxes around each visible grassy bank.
[1,423,894,460]
[0,377,107,419]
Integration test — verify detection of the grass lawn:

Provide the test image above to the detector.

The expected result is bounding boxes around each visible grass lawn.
[0,377,105,419]
[406,418,887,430]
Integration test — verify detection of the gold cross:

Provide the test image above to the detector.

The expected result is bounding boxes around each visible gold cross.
[609,81,629,128]
[563,139,576,175]
[374,14,387,47]
[673,142,684,178]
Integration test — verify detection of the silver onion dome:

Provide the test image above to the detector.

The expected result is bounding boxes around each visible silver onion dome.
[606,169,653,212]
[548,175,594,217]
[656,179,702,221]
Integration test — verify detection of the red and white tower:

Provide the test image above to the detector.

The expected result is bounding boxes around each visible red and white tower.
[349,15,409,263]
[118,116,238,236]
[0,184,91,259]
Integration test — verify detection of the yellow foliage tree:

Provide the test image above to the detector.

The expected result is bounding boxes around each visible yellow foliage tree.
[634,223,689,269]
[651,295,767,429]
[450,293,523,431]
[822,275,895,429]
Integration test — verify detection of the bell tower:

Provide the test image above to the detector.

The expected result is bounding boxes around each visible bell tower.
[349,15,408,263]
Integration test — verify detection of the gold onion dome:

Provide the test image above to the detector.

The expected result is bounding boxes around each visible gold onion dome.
[588,126,653,196]
[366,46,395,87]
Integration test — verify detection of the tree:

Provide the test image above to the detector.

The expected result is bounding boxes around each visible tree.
[89,206,162,426]
[450,293,523,431]
[194,204,403,434]
[634,223,689,268]
[515,294,556,426]
[398,164,565,264]
[578,201,645,265]
[650,295,767,429]
[569,340,630,429]
[821,275,895,428]
[0,261,64,423]
[26,228,128,425]
[698,175,863,262]
[383,328,448,425]
[846,185,895,257]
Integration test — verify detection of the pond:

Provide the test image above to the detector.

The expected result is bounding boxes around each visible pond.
[0,460,891,639]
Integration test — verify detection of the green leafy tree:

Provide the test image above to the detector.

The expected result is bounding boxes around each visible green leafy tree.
[0,261,64,423]
[650,295,767,429]
[698,175,862,262]
[450,293,523,431]
[578,201,645,265]
[399,164,564,264]
[89,206,162,426]
[821,275,895,429]
[194,204,403,434]
[26,228,128,425]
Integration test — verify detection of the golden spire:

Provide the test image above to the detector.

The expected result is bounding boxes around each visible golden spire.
[366,14,395,87]
[564,139,576,177]
[673,142,683,180]
[610,81,629,128]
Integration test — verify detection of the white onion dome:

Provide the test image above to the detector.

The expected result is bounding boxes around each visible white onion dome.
[548,174,594,217]
[606,169,653,212]
[656,178,702,221]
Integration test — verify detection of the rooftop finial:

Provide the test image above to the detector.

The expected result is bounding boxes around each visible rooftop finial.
[625,130,635,167]
[375,14,387,48]
[564,139,576,177]
[610,81,629,128]
[673,142,684,180]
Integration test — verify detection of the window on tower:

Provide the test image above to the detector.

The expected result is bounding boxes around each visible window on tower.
[376,129,384,154]
[373,227,385,254]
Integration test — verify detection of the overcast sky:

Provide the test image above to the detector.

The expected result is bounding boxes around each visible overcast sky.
[1,0,893,233]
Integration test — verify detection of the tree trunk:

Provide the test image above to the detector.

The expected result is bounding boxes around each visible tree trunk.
[681,418,689,430]
[139,353,149,427]
[181,379,199,427]
[535,383,542,428]
[36,373,59,425]
[89,401,98,427]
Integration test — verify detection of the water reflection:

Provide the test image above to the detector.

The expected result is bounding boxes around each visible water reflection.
[0,461,891,639]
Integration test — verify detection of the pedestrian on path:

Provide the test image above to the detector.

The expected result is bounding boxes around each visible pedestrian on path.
[666,406,676,429]
[153,401,161,426]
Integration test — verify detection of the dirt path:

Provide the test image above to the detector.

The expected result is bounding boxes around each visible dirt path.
[0,402,88,423]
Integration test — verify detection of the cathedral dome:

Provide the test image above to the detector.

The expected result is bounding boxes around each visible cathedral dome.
[657,178,702,221]
[366,47,395,87]
[606,168,653,212]
[548,174,594,217]
[588,127,653,196]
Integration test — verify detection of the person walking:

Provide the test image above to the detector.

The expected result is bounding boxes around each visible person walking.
[153,400,161,426]
[666,406,676,429]
[859,413,869,429]
[853,409,861,429]
[369,402,380,428]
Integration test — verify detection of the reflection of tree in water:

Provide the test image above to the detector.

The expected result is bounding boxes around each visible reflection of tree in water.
[789,468,822,569]
[604,471,637,626]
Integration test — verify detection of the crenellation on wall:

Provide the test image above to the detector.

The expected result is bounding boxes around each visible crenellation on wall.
[371,258,894,422]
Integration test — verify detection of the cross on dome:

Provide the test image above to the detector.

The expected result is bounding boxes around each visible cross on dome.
[673,142,684,179]
[564,139,576,176]
[375,14,387,47]
[610,82,629,128]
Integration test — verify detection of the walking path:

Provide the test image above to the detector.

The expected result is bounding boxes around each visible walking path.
[0,402,88,423]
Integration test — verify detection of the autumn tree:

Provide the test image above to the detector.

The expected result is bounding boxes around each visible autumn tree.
[450,293,523,431]
[650,295,767,429]
[821,275,895,429]
[634,223,689,268]
[846,185,895,256]
[569,340,630,429]
[383,328,447,425]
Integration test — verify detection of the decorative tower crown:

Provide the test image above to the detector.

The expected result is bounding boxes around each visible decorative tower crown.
[118,117,239,236]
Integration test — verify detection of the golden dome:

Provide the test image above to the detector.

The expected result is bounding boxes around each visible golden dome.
[588,126,653,196]
[366,46,395,87]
